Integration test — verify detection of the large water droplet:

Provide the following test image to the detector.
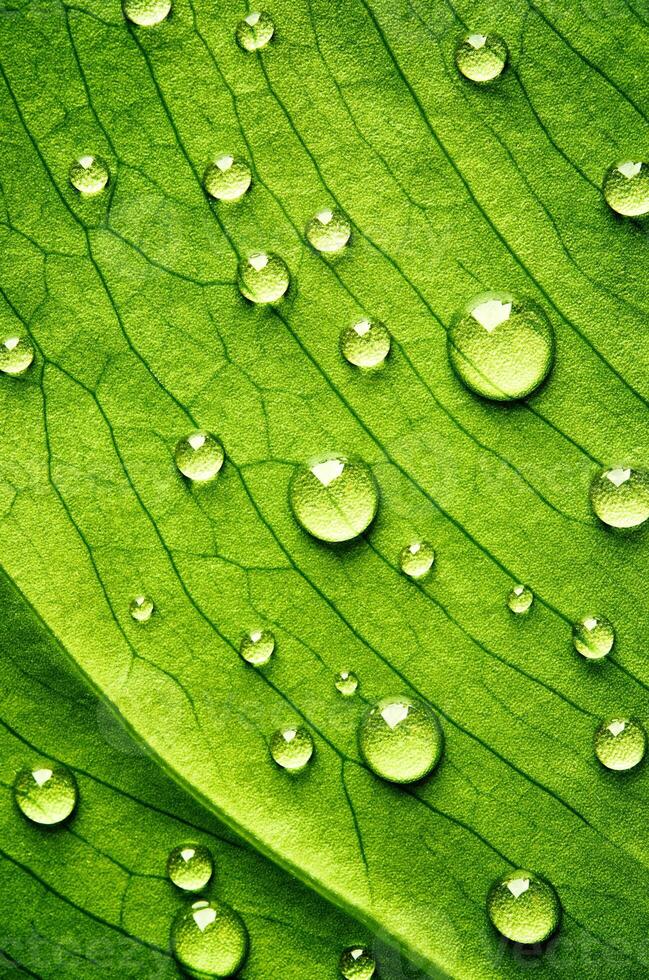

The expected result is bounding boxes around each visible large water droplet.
[455,33,508,84]
[0,334,34,375]
[339,945,376,980]
[590,467,649,529]
[270,725,314,771]
[487,870,561,944]
[240,629,275,666]
[122,0,170,25]
[130,594,154,623]
[171,899,248,978]
[203,155,252,202]
[594,717,646,771]
[507,584,533,615]
[175,431,224,482]
[572,615,614,660]
[399,540,435,580]
[305,207,351,253]
[602,161,649,217]
[69,155,110,196]
[335,670,359,697]
[289,455,379,543]
[358,696,443,784]
[14,764,78,826]
[340,318,391,369]
[235,11,275,51]
[167,844,213,892]
[238,252,289,304]
[448,292,554,401]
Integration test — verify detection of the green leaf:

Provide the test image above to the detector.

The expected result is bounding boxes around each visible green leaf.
[1,0,648,976]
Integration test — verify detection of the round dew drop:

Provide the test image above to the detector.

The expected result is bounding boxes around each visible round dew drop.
[175,431,224,482]
[339,945,376,980]
[508,584,533,615]
[448,292,554,401]
[572,615,614,660]
[358,697,443,784]
[0,334,34,375]
[399,540,435,580]
[289,455,379,543]
[590,467,649,529]
[487,870,561,945]
[270,725,314,771]
[122,0,170,25]
[171,899,248,978]
[236,11,275,51]
[305,207,351,253]
[69,155,110,196]
[340,319,391,369]
[203,155,251,201]
[594,717,646,771]
[130,594,154,623]
[602,161,649,217]
[239,629,275,666]
[14,764,78,826]
[167,844,213,892]
[238,252,290,304]
[455,33,508,84]
[335,670,359,696]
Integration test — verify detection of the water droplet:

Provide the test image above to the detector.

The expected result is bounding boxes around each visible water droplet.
[448,292,554,401]
[455,33,508,84]
[14,764,78,826]
[590,467,649,529]
[358,696,443,784]
[507,584,533,615]
[0,333,34,375]
[340,318,391,369]
[238,252,289,304]
[399,540,435,580]
[305,207,351,253]
[130,594,154,623]
[487,869,561,944]
[175,431,224,482]
[203,155,252,202]
[235,10,275,51]
[602,160,649,217]
[68,155,110,196]
[239,629,275,666]
[122,0,170,25]
[171,899,248,977]
[572,615,614,660]
[339,945,376,980]
[289,455,379,543]
[167,844,214,892]
[335,670,359,697]
[594,717,646,771]
[270,725,314,771]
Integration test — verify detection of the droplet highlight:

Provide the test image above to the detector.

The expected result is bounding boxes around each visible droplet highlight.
[171,899,248,977]
[572,615,614,660]
[236,11,275,51]
[339,945,376,980]
[487,869,561,944]
[358,696,443,784]
[270,725,314,771]
[203,155,252,201]
[594,717,646,771]
[0,334,34,376]
[238,252,289,304]
[167,844,214,892]
[399,540,435,580]
[130,594,154,623]
[340,318,391,369]
[335,670,359,697]
[69,155,110,196]
[507,584,533,615]
[14,764,78,826]
[590,467,649,529]
[289,455,379,543]
[455,33,508,84]
[602,160,649,217]
[305,207,351,253]
[175,431,224,482]
[240,629,275,666]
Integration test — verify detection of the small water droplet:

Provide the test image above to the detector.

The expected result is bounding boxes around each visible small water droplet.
[238,252,289,304]
[203,155,252,201]
[171,899,248,977]
[130,594,154,623]
[399,540,435,580]
[289,455,379,543]
[358,696,443,784]
[0,333,34,375]
[507,584,533,615]
[340,318,391,369]
[602,160,649,217]
[239,629,275,666]
[175,431,224,482]
[14,764,78,826]
[590,467,649,529]
[236,10,275,51]
[339,945,376,980]
[594,717,646,771]
[305,207,351,253]
[270,725,314,771]
[572,615,614,660]
[455,32,508,83]
[167,844,213,892]
[335,670,359,697]
[69,155,110,196]
[487,869,561,944]
[448,292,554,401]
